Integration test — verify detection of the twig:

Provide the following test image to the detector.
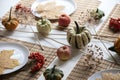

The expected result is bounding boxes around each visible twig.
[99,38,118,63]
[90,26,118,64]
[39,34,69,46]
[92,34,118,39]
[0,26,68,36]
[47,37,65,39]
[49,33,66,35]
[29,26,44,51]
[46,36,69,46]
[93,36,114,42]
[15,11,44,50]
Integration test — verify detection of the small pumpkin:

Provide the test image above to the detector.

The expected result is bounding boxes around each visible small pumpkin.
[67,21,92,49]
[109,36,120,55]
[43,65,64,80]
[36,17,52,35]
[2,7,19,31]
[90,8,105,20]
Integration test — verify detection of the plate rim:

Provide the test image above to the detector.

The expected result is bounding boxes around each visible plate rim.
[88,69,120,80]
[31,0,77,19]
[0,41,29,75]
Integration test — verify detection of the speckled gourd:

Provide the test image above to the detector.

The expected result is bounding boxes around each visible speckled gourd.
[90,8,105,20]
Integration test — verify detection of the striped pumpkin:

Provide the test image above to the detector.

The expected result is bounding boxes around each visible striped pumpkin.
[67,21,92,49]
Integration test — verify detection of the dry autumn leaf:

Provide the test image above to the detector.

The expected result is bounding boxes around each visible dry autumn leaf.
[36,1,65,19]
[0,50,19,74]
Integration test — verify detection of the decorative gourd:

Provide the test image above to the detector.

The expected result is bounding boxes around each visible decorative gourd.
[90,8,105,20]
[109,37,120,55]
[2,7,19,31]
[114,37,120,54]
[67,21,92,49]
[43,65,64,80]
[36,18,52,35]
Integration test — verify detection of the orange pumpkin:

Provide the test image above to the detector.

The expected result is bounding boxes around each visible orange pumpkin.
[114,37,120,55]
[2,7,19,31]
[109,36,120,55]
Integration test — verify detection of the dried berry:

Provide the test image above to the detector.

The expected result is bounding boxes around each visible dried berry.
[15,4,31,13]
[109,18,120,33]
[28,52,45,73]
[31,62,42,73]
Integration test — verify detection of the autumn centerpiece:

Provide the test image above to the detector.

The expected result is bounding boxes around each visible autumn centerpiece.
[67,21,92,49]
[2,7,19,31]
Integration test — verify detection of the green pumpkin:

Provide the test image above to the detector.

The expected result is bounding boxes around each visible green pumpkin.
[67,21,92,49]
[90,8,105,20]
[43,65,64,80]
[36,18,52,35]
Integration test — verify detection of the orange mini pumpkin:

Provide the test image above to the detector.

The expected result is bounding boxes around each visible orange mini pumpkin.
[2,7,19,31]
[114,37,120,54]
[109,36,120,55]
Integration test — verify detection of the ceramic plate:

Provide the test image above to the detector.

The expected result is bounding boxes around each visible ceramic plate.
[31,0,76,19]
[88,69,120,80]
[0,42,29,75]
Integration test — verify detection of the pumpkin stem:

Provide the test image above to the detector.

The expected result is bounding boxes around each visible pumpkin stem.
[8,7,12,21]
[41,17,46,25]
[96,8,98,13]
[74,21,80,34]
[108,46,116,52]
[52,65,56,73]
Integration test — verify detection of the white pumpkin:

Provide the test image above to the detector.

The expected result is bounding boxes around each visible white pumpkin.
[67,21,92,49]
[36,18,52,35]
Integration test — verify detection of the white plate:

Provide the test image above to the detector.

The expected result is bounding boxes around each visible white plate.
[88,69,120,80]
[0,42,29,75]
[31,0,77,19]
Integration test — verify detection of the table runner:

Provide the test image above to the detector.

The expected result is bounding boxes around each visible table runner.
[2,0,100,27]
[0,36,57,80]
[67,55,120,80]
[71,0,100,26]
[97,4,120,42]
